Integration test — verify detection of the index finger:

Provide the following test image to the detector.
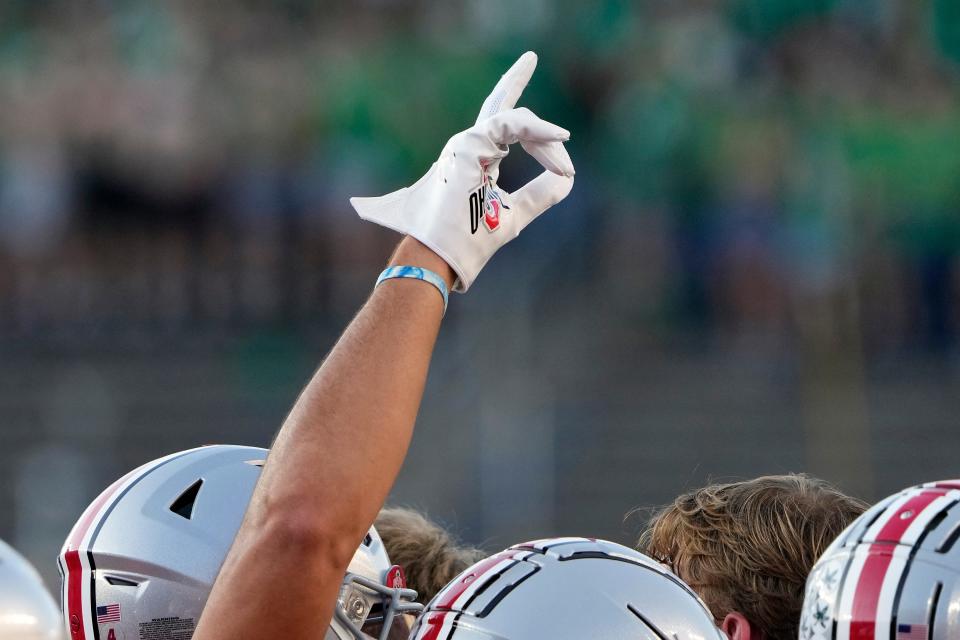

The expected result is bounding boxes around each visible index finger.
[475,51,538,125]
[481,107,570,147]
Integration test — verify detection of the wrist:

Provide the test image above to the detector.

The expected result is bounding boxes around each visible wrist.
[388,237,457,290]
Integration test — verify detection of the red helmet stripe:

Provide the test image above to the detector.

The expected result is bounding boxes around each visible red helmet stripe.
[414,612,450,640]
[930,481,960,490]
[434,551,517,610]
[849,544,895,640]
[847,490,945,639]
[872,492,943,543]
[64,550,86,640]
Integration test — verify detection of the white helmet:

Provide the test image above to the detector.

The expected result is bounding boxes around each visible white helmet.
[57,445,421,640]
[800,479,960,640]
[0,538,62,640]
[409,537,724,639]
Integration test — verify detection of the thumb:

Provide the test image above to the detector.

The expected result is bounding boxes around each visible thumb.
[508,171,574,232]
[349,187,410,235]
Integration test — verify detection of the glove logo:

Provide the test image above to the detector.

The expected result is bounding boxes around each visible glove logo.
[469,178,510,234]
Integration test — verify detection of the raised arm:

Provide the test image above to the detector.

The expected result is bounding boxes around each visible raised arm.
[195,238,453,639]
[194,51,573,640]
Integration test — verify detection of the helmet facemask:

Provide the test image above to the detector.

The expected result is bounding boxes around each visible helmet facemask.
[335,570,423,640]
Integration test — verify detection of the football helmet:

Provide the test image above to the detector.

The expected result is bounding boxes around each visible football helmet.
[58,445,421,640]
[800,479,960,640]
[0,538,62,639]
[409,537,725,639]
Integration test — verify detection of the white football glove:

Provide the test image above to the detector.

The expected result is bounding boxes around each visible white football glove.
[350,51,575,292]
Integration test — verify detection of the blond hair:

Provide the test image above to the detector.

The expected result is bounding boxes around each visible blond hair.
[375,507,486,604]
[639,474,867,640]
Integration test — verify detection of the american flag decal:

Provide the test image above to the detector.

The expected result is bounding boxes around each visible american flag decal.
[895,623,927,640]
[96,603,121,624]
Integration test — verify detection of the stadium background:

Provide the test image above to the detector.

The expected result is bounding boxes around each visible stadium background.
[3,0,960,591]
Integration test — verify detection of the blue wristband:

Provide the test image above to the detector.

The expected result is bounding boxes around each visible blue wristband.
[376,266,449,315]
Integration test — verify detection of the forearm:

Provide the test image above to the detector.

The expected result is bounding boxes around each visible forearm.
[260,236,455,535]
[195,237,454,640]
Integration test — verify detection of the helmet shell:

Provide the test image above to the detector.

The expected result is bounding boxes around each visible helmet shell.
[801,480,960,640]
[58,445,412,640]
[410,537,724,640]
[0,538,62,640]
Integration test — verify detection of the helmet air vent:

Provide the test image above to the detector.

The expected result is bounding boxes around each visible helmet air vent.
[627,603,670,640]
[926,581,943,632]
[170,479,204,520]
[105,576,140,587]
[936,519,960,553]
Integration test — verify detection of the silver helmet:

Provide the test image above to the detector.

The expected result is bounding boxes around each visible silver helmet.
[0,538,62,640]
[409,537,724,640]
[57,445,421,640]
[800,479,960,640]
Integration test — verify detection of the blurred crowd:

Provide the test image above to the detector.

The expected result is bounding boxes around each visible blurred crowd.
[5,0,960,590]
[1,0,960,357]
